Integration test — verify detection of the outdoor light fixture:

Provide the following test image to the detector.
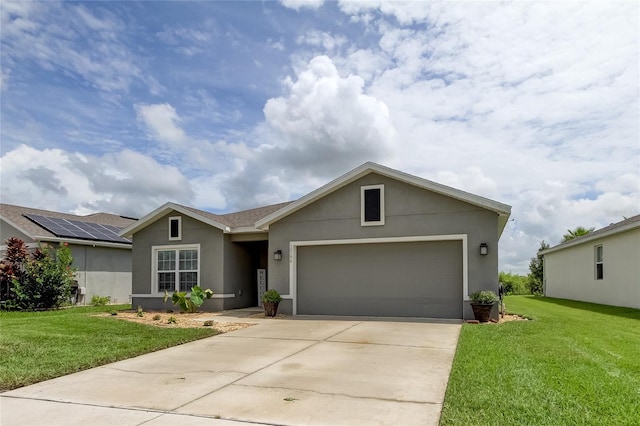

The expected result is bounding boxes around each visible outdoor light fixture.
[479,243,488,255]
[274,250,283,261]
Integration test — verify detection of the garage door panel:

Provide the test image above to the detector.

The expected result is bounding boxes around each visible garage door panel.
[297,241,462,318]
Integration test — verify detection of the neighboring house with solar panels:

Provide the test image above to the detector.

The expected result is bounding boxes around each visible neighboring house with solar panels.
[541,214,640,309]
[0,203,136,304]
[120,162,511,320]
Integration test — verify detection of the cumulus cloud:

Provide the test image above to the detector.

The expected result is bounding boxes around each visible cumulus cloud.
[222,55,397,209]
[0,145,194,217]
[135,103,189,148]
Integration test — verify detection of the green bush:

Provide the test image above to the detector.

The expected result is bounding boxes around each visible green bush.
[499,272,529,295]
[470,290,499,304]
[90,295,111,306]
[261,289,282,304]
[11,245,75,310]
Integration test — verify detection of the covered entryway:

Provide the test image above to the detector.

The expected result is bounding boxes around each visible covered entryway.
[295,239,464,318]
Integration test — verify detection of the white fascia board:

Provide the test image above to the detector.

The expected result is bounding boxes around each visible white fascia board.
[35,237,132,249]
[541,221,640,255]
[119,202,230,237]
[256,162,511,231]
[230,227,268,234]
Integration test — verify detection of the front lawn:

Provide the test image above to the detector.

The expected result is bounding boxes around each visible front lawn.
[440,296,640,425]
[0,305,219,391]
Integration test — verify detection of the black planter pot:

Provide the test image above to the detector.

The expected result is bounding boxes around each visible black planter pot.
[263,301,279,317]
[470,303,494,322]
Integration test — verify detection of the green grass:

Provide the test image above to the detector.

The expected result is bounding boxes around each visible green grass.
[0,305,219,391]
[440,296,640,425]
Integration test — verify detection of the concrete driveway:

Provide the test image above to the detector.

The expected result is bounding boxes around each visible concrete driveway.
[0,314,461,426]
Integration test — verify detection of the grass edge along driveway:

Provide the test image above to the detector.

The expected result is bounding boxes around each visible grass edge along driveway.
[0,305,219,391]
[440,296,640,425]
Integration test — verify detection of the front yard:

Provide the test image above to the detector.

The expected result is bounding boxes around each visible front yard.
[0,305,220,391]
[440,296,640,425]
[2,296,638,425]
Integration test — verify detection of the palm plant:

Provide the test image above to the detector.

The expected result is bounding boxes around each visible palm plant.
[562,226,594,242]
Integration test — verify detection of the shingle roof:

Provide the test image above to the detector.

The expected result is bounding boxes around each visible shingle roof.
[120,201,296,237]
[220,202,294,228]
[542,213,640,254]
[0,203,137,241]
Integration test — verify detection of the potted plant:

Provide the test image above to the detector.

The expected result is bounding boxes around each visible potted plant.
[261,289,282,317]
[469,290,498,322]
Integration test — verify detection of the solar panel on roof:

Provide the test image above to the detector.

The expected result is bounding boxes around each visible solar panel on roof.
[24,214,131,244]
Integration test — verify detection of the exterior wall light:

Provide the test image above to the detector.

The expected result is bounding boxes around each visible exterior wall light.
[479,243,488,255]
[274,250,283,261]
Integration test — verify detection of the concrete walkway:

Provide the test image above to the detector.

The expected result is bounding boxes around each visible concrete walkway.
[0,313,461,426]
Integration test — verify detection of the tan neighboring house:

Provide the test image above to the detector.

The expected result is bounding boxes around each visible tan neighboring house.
[0,203,136,304]
[121,162,512,320]
[541,214,640,309]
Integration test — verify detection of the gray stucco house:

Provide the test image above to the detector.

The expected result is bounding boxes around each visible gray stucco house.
[0,203,135,304]
[121,162,511,320]
[542,215,640,309]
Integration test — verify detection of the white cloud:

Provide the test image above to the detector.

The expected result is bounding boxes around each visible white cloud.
[280,0,324,11]
[135,103,189,148]
[0,145,194,217]
[221,55,396,209]
[0,1,154,94]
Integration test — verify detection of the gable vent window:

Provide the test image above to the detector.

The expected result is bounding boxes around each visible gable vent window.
[169,216,182,241]
[595,245,603,280]
[361,184,385,226]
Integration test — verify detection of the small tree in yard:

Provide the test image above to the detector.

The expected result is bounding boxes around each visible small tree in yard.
[527,240,549,295]
[0,237,29,302]
[6,241,76,310]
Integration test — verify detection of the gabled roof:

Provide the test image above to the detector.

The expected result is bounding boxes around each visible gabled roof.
[0,203,136,247]
[255,162,512,236]
[541,214,640,255]
[119,201,294,237]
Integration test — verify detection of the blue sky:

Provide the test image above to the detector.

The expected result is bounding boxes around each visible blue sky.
[1,1,638,274]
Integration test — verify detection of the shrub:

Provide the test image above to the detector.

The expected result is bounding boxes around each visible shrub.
[163,286,213,313]
[261,289,282,304]
[470,290,499,304]
[152,314,161,321]
[136,305,144,317]
[167,316,177,324]
[499,272,529,295]
[203,320,214,327]
[91,295,111,306]
[11,245,75,310]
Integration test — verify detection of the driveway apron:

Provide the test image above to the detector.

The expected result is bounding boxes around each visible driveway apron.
[0,316,461,426]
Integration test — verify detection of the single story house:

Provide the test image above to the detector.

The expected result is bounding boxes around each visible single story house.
[0,203,136,304]
[122,162,511,320]
[542,214,640,309]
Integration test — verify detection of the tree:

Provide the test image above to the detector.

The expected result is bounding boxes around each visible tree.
[0,237,29,302]
[527,240,549,295]
[562,226,595,242]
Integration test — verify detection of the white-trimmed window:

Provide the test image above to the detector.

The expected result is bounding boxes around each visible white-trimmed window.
[153,245,199,293]
[169,216,182,241]
[361,184,385,226]
[595,245,603,280]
